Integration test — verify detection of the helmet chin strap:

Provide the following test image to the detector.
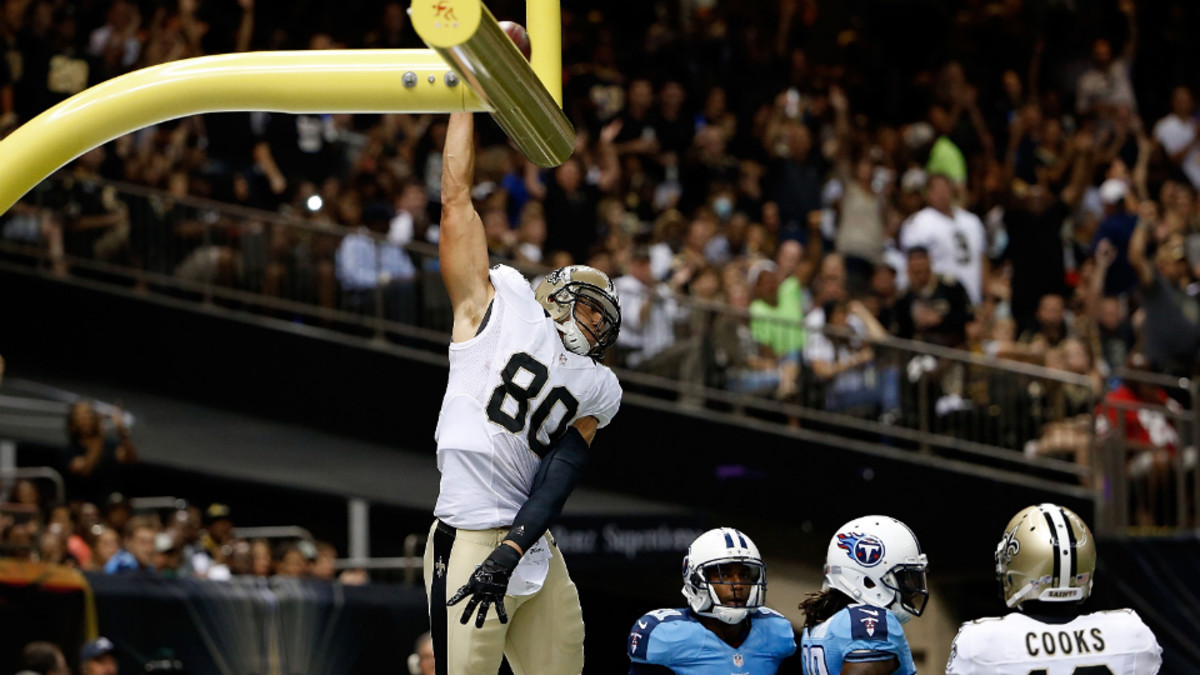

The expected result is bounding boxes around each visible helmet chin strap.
[701,605,750,624]
[555,317,592,356]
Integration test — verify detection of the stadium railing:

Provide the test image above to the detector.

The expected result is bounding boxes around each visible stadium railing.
[3,176,1196,532]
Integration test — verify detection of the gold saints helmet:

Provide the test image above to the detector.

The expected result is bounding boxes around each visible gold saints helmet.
[533,265,621,358]
[995,503,1096,608]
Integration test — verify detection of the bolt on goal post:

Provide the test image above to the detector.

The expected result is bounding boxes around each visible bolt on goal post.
[0,0,573,218]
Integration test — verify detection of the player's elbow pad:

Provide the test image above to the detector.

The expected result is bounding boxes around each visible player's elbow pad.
[505,427,589,552]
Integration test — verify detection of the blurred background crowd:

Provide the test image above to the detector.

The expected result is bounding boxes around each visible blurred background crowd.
[0,398,362,583]
[2,0,1199,522]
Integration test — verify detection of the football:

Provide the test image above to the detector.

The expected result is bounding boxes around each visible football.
[498,21,531,60]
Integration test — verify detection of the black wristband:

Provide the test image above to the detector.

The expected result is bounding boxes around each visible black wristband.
[487,542,522,570]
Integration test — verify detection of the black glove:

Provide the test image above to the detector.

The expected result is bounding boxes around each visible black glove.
[446,543,522,628]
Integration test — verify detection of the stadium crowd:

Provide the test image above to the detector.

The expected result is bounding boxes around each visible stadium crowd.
[0,0,1197,513]
[0,383,363,582]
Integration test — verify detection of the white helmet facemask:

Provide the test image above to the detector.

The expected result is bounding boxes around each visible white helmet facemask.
[681,528,767,625]
[554,307,594,357]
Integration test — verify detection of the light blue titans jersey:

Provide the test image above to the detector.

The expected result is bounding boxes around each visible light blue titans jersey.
[628,607,797,675]
[800,605,916,675]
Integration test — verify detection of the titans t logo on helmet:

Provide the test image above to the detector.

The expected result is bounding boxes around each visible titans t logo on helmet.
[837,532,885,567]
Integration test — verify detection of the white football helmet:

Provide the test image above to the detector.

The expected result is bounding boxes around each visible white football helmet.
[824,515,928,624]
[681,528,767,625]
[533,265,621,358]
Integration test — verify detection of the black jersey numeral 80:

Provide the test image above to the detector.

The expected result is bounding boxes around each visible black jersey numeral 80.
[1029,667,1114,675]
[486,352,579,457]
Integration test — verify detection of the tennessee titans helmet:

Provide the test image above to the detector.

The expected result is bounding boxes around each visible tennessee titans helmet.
[824,515,929,624]
[681,528,767,624]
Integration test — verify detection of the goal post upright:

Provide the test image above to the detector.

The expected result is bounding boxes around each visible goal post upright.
[0,0,573,218]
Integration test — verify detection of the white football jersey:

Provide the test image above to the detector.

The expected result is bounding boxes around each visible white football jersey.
[899,206,986,305]
[946,609,1162,675]
[433,265,623,530]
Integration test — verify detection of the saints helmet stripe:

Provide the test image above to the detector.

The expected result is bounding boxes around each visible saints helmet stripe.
[1041,509,1062,586]
[1042,505,1072,589]
[1059,507,1078,581]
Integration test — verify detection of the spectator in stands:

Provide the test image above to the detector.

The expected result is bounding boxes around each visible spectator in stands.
[387,181,432,250]
[312,541,337,581]
[12,479,42,511]
[61,148,131,265]
[226,539,254,576]
[17,641,69,675]
[1018,294,1072,350]
[745,259,805,400]
[613,245,687,374]
[1128,221,1200,376]
[1093,178,1140,296]
[191,503,233,578]
[409,632,435,675]
[154,531,184,578]
[829,86,885,295]
[512,201,548,266]
[534,122,621,264]
[1003,130,1094,334]
[1097,353,1184,526]
[1092,296,1137,375]
[334,200,418,325]
[765,107,826,246]
[57,504,94,566]
[87,0,141,79]
[38,523,71,566]
[1152,85,1200,190]
[803,300,890,415]
[893,247,972,348]
[1024,338,1104,479]
[105,516,156,575]
[63,401,138,504]
[612,78,658,162]
[900,174,986,305]
[274,541,311,577]
[169,507,200,576]
[1074,1,1138,122]
[250,538,272,577]
[308,541,368,584]
[80,637,119,675]
[90,526,121,572]
[864,261,900,331]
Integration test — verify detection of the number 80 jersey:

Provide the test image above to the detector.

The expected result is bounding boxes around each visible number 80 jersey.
[434,265,623,531]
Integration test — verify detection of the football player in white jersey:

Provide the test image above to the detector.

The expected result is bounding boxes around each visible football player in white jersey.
[946,503,1162,675]
[423,112,624,675]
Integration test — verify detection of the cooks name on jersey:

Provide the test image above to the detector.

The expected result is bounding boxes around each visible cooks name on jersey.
[1025,628,1105,657]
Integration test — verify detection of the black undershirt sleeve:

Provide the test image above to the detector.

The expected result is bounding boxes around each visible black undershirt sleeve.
[504,426,588,552]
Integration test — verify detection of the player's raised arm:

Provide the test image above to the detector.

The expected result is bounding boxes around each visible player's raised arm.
[440,112,494,342]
